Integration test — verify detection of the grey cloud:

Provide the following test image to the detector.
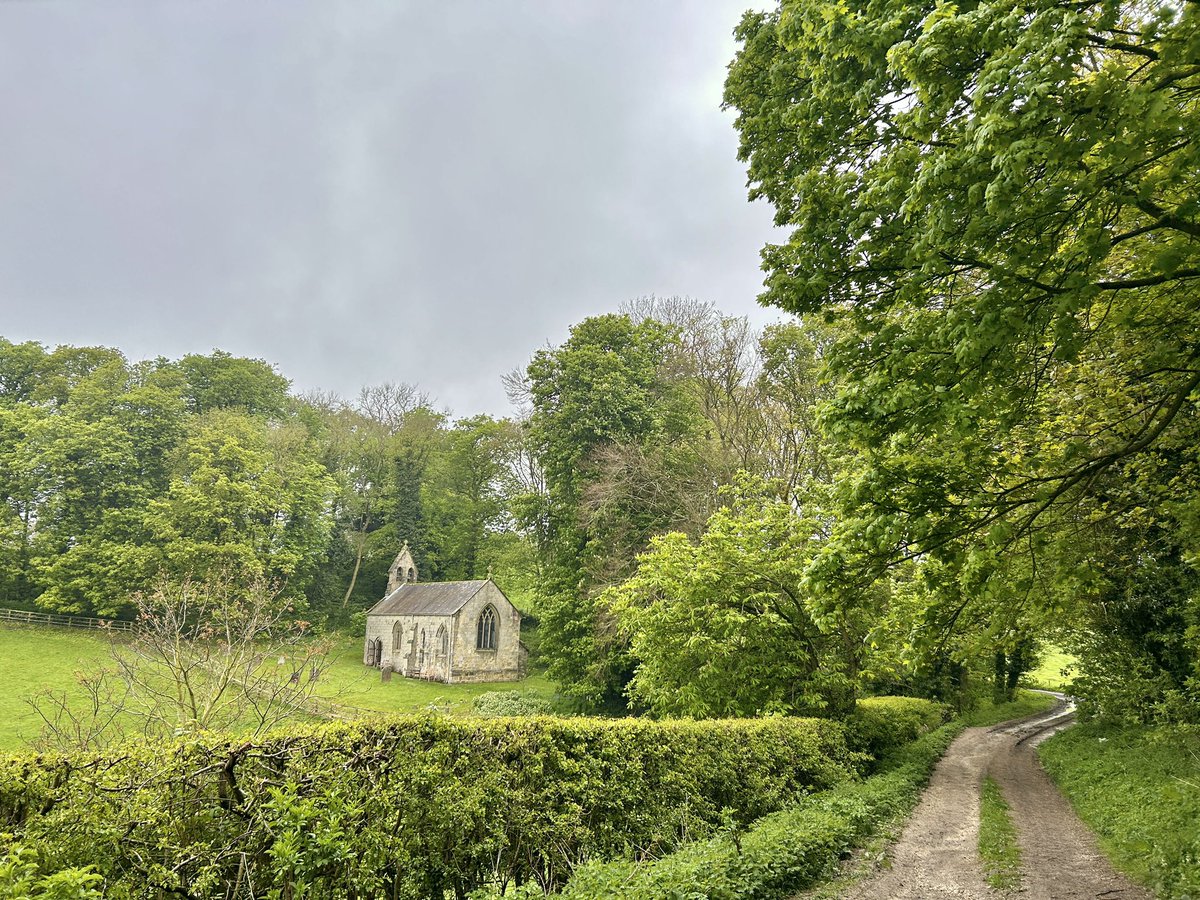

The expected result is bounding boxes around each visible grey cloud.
[0,1,784,417]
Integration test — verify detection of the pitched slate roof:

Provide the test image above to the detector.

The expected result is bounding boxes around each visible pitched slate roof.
[366,580,489,617]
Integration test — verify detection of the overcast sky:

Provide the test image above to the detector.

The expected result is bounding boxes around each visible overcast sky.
[0,1,785,418]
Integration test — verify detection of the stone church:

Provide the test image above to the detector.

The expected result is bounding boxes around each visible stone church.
[363,543,525,683]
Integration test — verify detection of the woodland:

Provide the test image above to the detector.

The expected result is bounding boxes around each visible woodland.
[1,0,1198,894]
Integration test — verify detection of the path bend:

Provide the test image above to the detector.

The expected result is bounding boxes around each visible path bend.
[841,696,1150,900]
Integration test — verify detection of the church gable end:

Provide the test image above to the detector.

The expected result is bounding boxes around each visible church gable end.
[386,542,418,594]
[448,581,523,683]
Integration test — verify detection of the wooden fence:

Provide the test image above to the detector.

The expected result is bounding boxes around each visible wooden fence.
[0,607,135,633]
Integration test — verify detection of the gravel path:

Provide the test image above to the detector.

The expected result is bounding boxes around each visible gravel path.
[841,698,1151,899]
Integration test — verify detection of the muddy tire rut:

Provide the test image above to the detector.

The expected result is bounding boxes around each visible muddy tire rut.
[840,697,1150,899]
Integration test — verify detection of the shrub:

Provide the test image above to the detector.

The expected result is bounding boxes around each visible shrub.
[0,841,102,900]
[0,714,858,899]
[844,696,951,764]
[471,691,554,717]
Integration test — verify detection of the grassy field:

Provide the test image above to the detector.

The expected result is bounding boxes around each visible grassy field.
[0,624,123,750]
[312,633,558,714]
[1027,646,1077,691]
[1040,722,1200,899]
[0,625,559,751]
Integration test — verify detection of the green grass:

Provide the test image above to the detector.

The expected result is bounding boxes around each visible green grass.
[979,776,1021,892]
[1026,646,1077,691]
[960,689,1057,727]
[1039,722,1200,899]
[0,624,124,750]
[0,626,560,752]
[312,633,558,714]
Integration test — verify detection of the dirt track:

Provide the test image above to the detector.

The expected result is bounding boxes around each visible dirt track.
[841,697,1151,899]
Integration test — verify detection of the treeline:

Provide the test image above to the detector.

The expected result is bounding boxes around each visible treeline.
[7,215,1197,729]
[0,295,1093,722]
[3,301,886,717]
[0,340,533,622]
[0,301,830,652]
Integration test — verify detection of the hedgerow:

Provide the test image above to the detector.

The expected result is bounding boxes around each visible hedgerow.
[555,722,961,899]
[0,714,859,898]
[844,696,952,763]
[0,698,947,898]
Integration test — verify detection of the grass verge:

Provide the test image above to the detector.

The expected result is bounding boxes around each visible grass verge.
[979,776,1021,892]
[1039,722,1200,899]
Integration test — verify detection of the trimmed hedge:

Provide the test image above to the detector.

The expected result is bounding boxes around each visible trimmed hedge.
[845,696,953,763]
[1,714,857,899]
[556,723,962,900]
[0,698,948,899]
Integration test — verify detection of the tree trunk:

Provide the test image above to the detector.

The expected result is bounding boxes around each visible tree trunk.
[341,539,366,608]
[993,651,1007,705]
[341,504,372,608]
[1005,640,1026,702]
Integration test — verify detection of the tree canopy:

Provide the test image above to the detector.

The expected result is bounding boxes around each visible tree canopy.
[0,342,538,626]
[726,0,1200,718]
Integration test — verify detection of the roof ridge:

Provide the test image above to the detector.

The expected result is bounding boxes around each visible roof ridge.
[365,579,495,618]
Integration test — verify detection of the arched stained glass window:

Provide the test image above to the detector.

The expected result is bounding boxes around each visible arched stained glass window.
[435,625,448,659]
[392,621,403,650]
[476,605,498,651]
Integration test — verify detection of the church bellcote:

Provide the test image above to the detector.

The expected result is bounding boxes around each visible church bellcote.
[387,542,418,593]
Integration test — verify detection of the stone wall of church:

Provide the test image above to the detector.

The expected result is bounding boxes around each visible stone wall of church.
[447,582,523,683]
[364,614,452,681]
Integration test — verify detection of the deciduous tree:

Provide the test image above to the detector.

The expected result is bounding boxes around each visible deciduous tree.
[604,475,861,717]
[725,0,1200,716]
[32,573,334,750]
